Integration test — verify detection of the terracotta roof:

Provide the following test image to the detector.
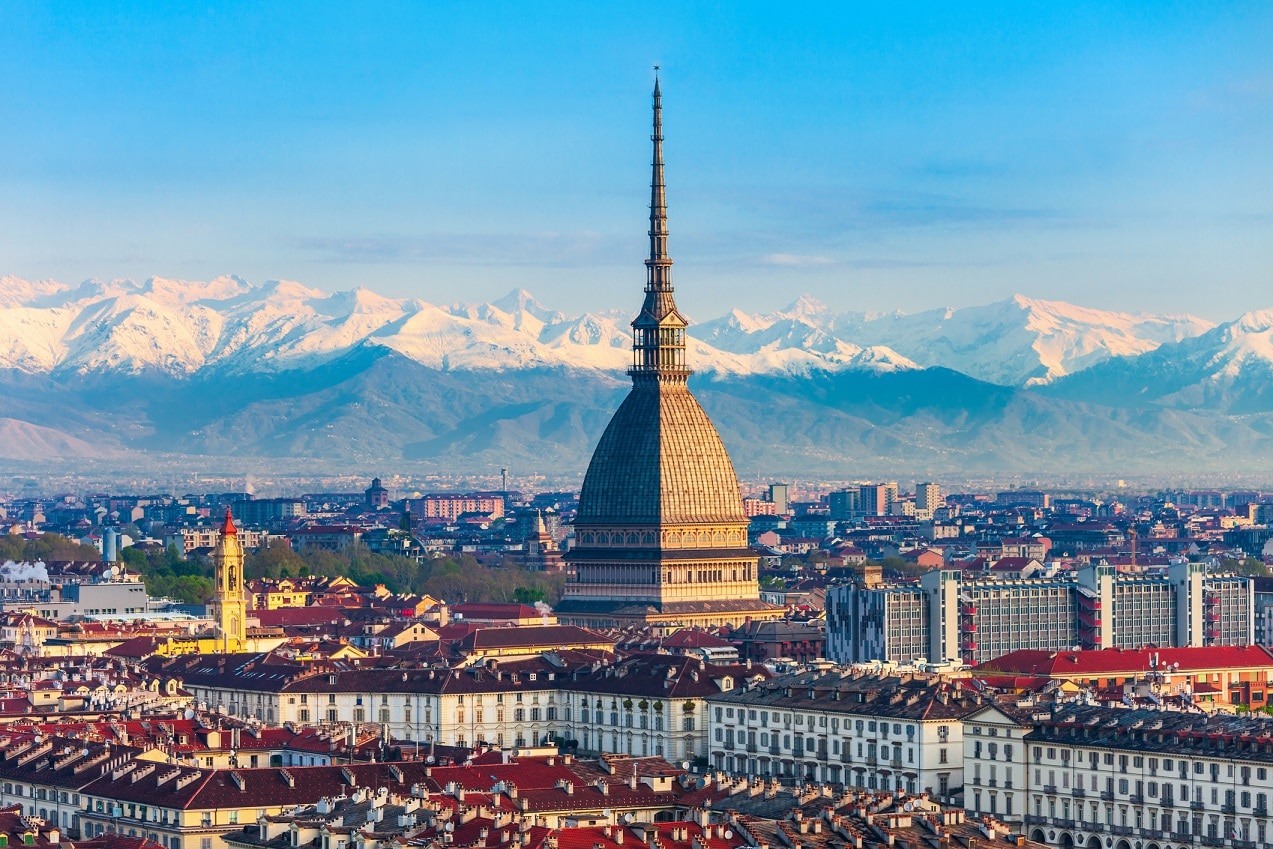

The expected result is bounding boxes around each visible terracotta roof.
[459,626,611,651]
[978,645,1273,677]
[452,603,544,620]
[81,760,436,810]
[662,629,734,649]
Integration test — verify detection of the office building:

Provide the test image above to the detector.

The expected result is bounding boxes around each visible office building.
[827,563,1254,665]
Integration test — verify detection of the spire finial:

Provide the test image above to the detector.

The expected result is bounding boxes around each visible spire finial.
[221,507,238,537]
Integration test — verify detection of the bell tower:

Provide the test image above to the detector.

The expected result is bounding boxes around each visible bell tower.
[210,507,248,651]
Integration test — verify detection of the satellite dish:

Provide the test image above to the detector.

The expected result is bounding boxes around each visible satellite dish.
[724,831,733,839]
[623,814,634,824]
[426,756,435,764]
[682,761,690,770]
[184,709,195,720]
[445,823,454,833]
[602,809,612,819]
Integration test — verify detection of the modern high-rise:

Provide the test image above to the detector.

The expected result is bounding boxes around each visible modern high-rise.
[828,488,861,521]
[827,562,1254,665]
[915,483,942,518]
[768,483,790,515]
[555,75,782,633]
[859,483,897,516]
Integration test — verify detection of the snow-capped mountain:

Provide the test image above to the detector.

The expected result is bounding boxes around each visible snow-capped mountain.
[0,276,1233,387]
[0,275,1270,473]
[833,295,1207,386]
[0,276,922,378]
[1044,308,1273,413]
[692,294,1213,386]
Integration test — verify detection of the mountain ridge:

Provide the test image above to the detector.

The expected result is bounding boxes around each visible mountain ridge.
[0,275,1230,385]
[3,274,1271,475]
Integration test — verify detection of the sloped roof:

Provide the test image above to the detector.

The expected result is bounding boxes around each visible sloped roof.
[978,645,1273,677]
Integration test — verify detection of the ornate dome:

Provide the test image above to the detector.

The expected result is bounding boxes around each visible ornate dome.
[575,381,747,527]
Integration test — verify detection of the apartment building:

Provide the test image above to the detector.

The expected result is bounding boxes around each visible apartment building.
[176,652,758,760]
[965,704,1273,849]
[77,758,435,849]
[0,735,137,835]
[408,494,505,523]
[705,670,984,800]
[559,655,763,763]
[828,562,1254,665]
[978,645,1273,709]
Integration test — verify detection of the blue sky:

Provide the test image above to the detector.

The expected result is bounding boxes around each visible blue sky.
[1,1,1270,321]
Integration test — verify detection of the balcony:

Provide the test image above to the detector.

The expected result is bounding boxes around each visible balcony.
[1254,806,1268,818]
[769,746,781,756]
[1222,803,1237,814]
[1199,836,1225,848]
[746,743,758,754]
[1023,815,1046,826]
[1110,826,1135,837]
[1100,791,1114,801]
[1191,800,1206,810]
[1161,797,1175,808]
[1071,788,1085,798]
[1129,794,1144,804]
[1043,784,1058,794]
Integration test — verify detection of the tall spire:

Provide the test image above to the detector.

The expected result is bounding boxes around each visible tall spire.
[630,68,690,384]
[647,67,671,290]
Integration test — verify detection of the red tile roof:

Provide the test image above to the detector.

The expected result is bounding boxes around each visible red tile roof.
[978,645,1273,677]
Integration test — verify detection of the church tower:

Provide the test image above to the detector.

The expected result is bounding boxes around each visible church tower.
[555,73,783,633]
[210,507,248,651]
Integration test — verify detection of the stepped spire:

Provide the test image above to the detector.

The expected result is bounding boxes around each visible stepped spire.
[630,68,690,383]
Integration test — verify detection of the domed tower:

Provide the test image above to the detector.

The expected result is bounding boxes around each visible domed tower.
[556,73,782,633]
[209,507,248,651]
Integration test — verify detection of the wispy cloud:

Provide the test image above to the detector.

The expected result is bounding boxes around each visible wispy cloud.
[761,253,834,266]
[688,185,1064,236]
[291,231,634,267]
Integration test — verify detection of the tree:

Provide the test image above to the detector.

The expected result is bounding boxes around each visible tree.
[513,586,546,604]
[1222,557,1271,578]
[0,532,101,563]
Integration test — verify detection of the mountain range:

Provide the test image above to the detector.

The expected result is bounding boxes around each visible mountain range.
[1,274,1271,477]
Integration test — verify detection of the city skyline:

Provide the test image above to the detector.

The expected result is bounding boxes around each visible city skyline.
[2,3,1271,321]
